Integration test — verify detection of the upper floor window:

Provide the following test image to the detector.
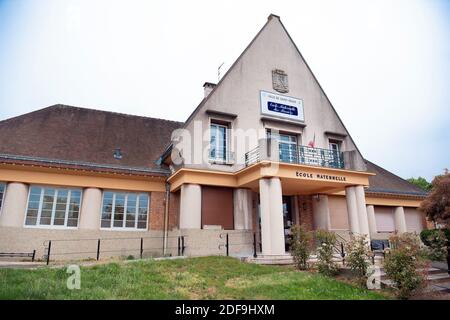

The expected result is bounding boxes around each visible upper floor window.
[209,122,228,162]
[101,191,149,230]
[329,139,343,167]
[0,183,5,213]
[25,186,81,228]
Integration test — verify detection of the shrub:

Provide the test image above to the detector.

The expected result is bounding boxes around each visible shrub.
[384,233,428,299]
[345,235,371,285]
[420,229,448,261]
[420,228,450,246]
[290,224,313,270]
[315,230,339,276]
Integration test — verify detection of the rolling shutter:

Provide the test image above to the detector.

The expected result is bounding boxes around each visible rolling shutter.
[201,186,234,230]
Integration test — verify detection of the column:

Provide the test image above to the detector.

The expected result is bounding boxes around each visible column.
[312,195,330,230]
[0,182,29,227]
[345,186,360,234]
[259,178,272,255]
[259,177,285,256]
[366,205,377,235]
[394,206,407,234]
[179,184,202,229]
[233,188,253,230]
[355,185,370,239]
[79,188,102,230]
[269,177,285,255]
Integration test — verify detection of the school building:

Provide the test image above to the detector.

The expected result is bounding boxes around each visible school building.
[0,15,429,262]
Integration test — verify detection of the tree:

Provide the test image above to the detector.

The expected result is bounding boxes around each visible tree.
[407,177,432,191]
[419,173,450,224]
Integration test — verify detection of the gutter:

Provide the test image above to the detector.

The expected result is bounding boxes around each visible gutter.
[163,182,171,256]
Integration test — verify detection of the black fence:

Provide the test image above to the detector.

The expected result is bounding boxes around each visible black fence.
[218,232,260,258]
[43,235,186,265]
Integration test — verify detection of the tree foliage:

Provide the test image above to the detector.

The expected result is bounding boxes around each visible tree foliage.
[407,177,432,191]
[419,173,450,224]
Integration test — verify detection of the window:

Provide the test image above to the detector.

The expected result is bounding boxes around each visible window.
[329,139,342,167]
[209,122,228,162]
[101,191,149,230]
[25,186,81,228]
[0,183,5,213]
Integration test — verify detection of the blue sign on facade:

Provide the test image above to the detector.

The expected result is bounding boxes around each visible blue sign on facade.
[267,101,298,116]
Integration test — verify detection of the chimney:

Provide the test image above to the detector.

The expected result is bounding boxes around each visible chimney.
[203,82,216,98]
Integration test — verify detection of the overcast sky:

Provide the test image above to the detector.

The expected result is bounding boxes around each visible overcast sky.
[0,0,449,181]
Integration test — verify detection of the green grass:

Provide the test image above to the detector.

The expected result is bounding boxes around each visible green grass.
[0,256,387,300]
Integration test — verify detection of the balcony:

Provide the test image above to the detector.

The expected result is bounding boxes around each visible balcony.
[245,141,344,169]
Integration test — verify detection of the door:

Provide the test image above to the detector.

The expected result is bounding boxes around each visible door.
[283,196,294,251]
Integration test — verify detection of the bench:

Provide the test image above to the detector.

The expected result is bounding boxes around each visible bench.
[0,250,36,262]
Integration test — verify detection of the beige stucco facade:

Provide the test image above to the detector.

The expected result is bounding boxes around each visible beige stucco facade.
[0,15,428,262]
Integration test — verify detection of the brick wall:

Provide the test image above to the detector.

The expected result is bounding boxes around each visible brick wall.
[149,191,165,230]
[168,190,180,230]
[297,195,314,231]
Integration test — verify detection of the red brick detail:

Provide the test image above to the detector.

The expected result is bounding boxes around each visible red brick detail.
[149,192,165,230]
[168,190,180,230]
[297,195,314,232]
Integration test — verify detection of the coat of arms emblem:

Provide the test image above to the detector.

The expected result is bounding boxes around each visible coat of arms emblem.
[272,69,289,93]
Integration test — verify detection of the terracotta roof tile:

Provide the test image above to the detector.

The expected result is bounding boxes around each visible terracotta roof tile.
[0,105,183,171]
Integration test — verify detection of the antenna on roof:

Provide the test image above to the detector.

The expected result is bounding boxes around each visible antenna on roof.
[218,62,224,82]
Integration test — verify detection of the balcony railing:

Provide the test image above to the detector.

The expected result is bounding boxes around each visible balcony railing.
[245,143,344,169]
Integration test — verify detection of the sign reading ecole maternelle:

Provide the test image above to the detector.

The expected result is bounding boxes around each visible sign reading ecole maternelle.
[260,90,304,122]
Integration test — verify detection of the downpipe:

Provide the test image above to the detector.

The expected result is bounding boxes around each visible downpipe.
[163,182,170,256]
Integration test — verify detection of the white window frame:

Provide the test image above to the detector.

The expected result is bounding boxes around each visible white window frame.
[0,182,6,216]
[23,185,82,229]
[100,190,150,231]
[209,122,229,163]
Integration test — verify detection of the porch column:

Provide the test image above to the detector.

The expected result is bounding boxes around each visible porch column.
[0,182,29,227]
[259,177,285,255]
[394,206,407,234]
[345,186,360,234]
[179,184,201,229]
[366,205,377,235]
[79,188,102,230]
[355,185,370,239]
[312,195,330,230]
[233,188,253,230]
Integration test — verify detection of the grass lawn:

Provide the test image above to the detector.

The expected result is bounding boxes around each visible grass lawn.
[0,256,387,300]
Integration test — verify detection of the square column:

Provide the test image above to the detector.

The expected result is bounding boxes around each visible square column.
[345,186,360,234]
[79,188,102,230]
[394,206,407,234]
[0,182,29,227]
[259,177,285,256]
[355,185,370,239]
[180,184,202,229]
[312,195,331,230]
[233,188,253,230]
[366,204,377,235]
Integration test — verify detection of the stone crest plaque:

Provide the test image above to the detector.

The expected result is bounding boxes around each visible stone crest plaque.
[272,69,289,93]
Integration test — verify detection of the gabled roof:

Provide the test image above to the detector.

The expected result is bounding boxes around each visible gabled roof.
[365,160,427,197]
[0,104,183,174]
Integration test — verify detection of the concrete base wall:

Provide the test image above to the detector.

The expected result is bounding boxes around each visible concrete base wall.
[0,226,254,262]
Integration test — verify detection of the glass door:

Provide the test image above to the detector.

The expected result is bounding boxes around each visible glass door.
[282,196,293,251]
[278,134,298,163]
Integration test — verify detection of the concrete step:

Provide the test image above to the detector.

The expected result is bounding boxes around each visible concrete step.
[381,270,450,289]
[379,267,444,280]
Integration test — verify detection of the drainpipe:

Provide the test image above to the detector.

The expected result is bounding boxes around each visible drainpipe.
[163,182,171,256]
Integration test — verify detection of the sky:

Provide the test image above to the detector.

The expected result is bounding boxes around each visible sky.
[0,0,449,181]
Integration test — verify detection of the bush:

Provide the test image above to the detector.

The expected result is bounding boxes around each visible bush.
[384,233,428,299]
[290,224,313,270]
[420,228,450,246]
[315,230,339,276]
[420,229,448,261]
[345,235,371,285]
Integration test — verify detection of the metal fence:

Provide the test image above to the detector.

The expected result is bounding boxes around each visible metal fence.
[42,235,186,265]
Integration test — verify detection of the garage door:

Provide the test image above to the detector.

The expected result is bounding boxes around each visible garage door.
[404,208,424,233]
[201,186,234,230]
[374,206,395,232]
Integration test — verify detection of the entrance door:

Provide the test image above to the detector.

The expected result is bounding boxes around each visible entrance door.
[282,196,294,251]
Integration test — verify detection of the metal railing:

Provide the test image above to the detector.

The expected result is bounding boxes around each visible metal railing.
[43,235,186,265]
[244,143,344,169]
